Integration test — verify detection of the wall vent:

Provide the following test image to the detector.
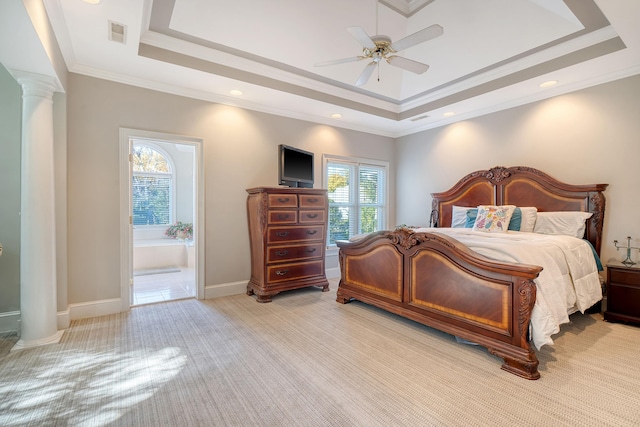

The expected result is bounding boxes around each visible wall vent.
[109,21,127,44]
[410,115,429,122]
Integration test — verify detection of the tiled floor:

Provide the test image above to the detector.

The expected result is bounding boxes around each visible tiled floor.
[132,267,196,306]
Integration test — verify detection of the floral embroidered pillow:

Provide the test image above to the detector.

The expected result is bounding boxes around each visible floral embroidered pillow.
[473,205,516,233]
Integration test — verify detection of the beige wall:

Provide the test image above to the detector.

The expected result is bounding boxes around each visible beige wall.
[53,92,68,317]
[6,67,640,316]
[10,67,640,313]
[66,73,395,304]
[396,74,640,266]
[0,65,22,316]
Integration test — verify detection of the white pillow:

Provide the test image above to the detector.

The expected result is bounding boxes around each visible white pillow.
[533,211,593,238]
[451,206,475,228]
[518,207,538,233]
[473,205,516,233]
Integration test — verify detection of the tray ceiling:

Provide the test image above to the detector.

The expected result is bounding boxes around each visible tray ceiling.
[42,0,640,137]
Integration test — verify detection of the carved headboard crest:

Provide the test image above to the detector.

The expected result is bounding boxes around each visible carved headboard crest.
[464,165,513,184]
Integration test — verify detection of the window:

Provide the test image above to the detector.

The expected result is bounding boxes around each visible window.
[132,143,173,226]
[324,156,388,245]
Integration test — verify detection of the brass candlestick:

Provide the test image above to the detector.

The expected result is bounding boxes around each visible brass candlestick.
[613,236,639,266]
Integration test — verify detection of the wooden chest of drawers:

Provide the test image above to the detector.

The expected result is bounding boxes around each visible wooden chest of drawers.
[604,262,640,324]
[246,187,329,302]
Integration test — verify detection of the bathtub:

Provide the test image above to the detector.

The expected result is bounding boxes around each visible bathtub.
[133,239,195,271]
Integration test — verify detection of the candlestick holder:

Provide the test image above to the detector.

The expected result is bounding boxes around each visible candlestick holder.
[613,236,639,266]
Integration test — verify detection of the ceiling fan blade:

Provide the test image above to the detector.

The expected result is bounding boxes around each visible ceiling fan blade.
[347,26,376,50]
[386,56,430,74]
[355,62,377,86]
[314,56,363,67]
[390,24,443,52]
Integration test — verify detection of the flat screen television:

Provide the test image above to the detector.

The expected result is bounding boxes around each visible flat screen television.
[278,144,314,188]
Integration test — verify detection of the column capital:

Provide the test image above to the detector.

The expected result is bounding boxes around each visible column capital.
[9,70,58,99]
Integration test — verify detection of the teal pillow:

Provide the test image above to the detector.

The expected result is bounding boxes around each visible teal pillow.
[508,207,522,231]
[466,207,522,230]
[464,208,478,228]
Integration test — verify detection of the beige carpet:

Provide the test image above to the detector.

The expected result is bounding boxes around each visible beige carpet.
[1,281,639,426]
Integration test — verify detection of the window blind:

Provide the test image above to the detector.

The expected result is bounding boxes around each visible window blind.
[132,174,172,226]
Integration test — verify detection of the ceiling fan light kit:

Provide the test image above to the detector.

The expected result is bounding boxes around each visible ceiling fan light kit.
[315,6,444,87]
[361,34,393,62]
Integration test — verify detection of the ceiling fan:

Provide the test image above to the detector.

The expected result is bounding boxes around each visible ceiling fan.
[315,5,444,86]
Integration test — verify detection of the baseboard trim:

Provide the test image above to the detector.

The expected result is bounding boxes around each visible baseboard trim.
[11,330,64,352]
[204,281,246,299]
[68,298,123,320]
[325,267,340,279]
[7,272,340,328]
[2,310,71,334]
[57,308,70,330]
[203,271,339,300]
[0,311,20,333]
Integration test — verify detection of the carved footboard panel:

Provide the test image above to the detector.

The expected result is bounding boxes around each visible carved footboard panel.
[336,228,543,380]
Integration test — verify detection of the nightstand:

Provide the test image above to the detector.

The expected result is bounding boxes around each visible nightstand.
[604,262,640,324]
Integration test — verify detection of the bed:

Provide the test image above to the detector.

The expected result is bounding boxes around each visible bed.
[336,166,607,379]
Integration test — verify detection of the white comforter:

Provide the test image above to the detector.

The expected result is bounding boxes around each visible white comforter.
[412,228,602,350]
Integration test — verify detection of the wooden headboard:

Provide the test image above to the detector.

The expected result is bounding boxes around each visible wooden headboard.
[430,166,608,255]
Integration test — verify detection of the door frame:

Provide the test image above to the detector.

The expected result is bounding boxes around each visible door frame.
[119,127,205,310]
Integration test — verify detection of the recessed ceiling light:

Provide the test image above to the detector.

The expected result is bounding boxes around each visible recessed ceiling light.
[539,80,558,88]
[229,90,243,96]
[82,0,102,4]
[443,112,455,117]
[330,113,343,119]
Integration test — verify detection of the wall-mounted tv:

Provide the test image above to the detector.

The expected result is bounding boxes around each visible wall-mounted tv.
[278,144,314,188]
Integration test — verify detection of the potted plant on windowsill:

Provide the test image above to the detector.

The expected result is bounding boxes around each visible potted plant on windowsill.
[165,221,193,241]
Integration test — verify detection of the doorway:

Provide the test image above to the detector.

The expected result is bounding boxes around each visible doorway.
[119,128,204,310]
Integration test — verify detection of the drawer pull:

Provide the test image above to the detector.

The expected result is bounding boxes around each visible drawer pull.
[306,230,318,235]
[306,248,317,253]
[277,197,290,203]
[276,231,290,237]
[307,198,318,203]
[306,213,318,219]
[275,250,289,256]
[278,214,290,220]
[275,270,289,276]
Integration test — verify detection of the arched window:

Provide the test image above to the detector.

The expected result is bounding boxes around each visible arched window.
[132,143,174,226]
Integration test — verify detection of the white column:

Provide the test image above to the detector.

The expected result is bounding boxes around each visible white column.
[11,71,64,351]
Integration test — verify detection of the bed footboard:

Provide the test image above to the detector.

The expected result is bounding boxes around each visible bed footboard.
[336,228,543,380]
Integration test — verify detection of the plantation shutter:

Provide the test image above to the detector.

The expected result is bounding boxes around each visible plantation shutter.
[326,160,387,244]
[326,162,357,244]
[358,165,386,234]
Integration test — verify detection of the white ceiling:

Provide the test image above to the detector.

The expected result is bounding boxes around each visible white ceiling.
[40,0,640,137]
